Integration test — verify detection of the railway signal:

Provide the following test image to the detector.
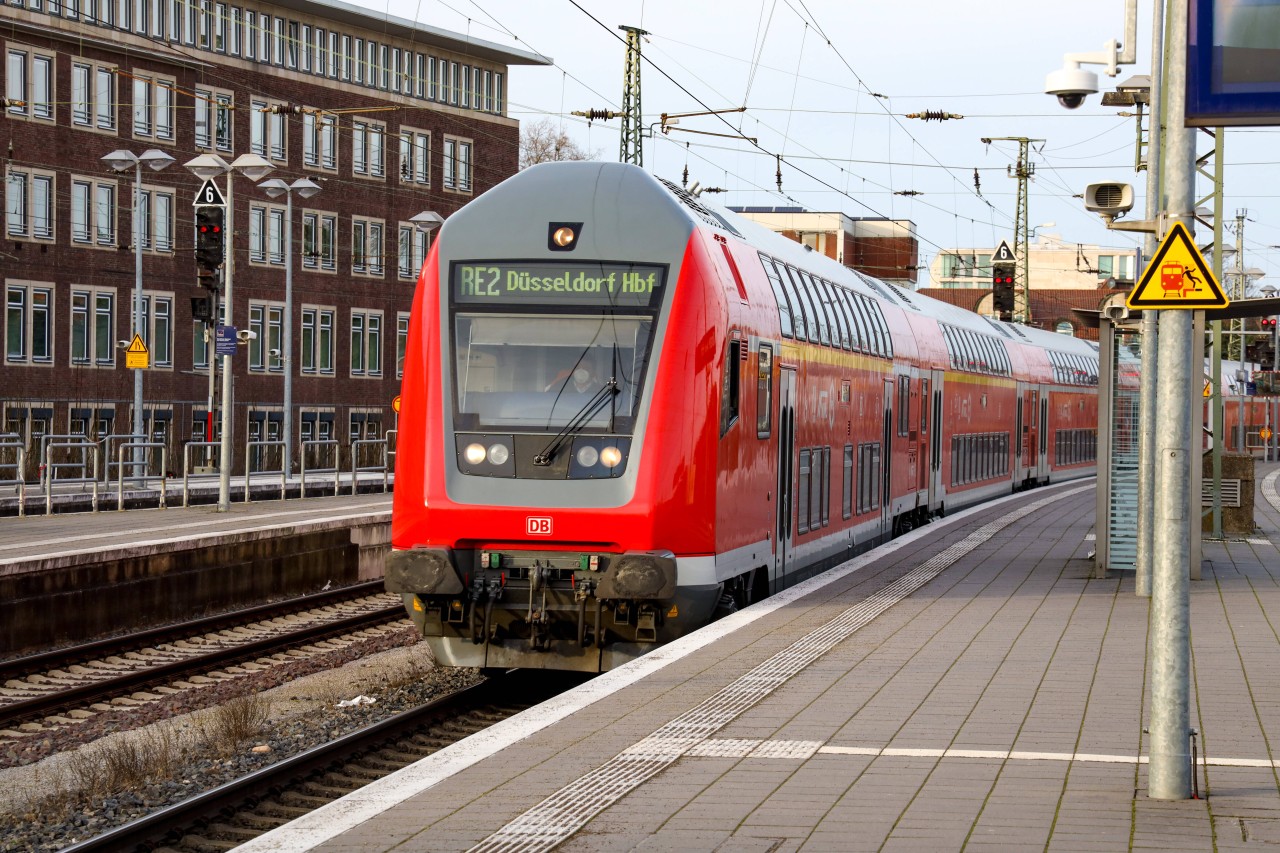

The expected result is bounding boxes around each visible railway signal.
[195,207,225,273]
[992,261,1016,321]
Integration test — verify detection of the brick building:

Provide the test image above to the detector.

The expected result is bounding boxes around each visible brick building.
[1,0,547,479]
[729,207,920,287]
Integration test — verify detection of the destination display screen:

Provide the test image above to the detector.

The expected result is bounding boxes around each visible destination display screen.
[451,261,666,309]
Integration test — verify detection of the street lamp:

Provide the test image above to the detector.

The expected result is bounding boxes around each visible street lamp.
[101,148,175,480]
[182,152,274,511]
[410,210,444,235]
[257,177,321,479]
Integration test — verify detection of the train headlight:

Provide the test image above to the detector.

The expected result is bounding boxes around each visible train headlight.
[569,437,631,479]
[463,442,487,465]
[456,434,516,477]
[576,445,600,467]
[599,445,623,468]
[488,442,510,465]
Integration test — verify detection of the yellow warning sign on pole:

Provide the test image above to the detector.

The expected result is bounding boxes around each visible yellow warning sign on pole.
[125,333,149,369]
[1126,221,1228,310]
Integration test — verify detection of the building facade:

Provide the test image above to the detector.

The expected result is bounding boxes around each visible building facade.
[925,233,1142,338]
[1,0,547,479]
[730,207,920,287]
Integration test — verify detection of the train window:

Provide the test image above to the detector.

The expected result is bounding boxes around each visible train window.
[859,295,881,357]
[920,378,929,434]
[846,290,869,353]
[842,444,853,519]
[797,449,811,534]
[778,264,810,342]
[759,256,795,339]
[819,278,849,350]
[798,270,831,347]
[857,442,880,512]
[721,337,741,437]
[897,376,910,436]
[835,287,858,351]
[757,344,773,438]
[869,298,893,358]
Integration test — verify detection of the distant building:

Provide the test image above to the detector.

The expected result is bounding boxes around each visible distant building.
[922,233,1142,338]
[1,0,548,478]
[931,233,1140,290]
[730,207,920,287]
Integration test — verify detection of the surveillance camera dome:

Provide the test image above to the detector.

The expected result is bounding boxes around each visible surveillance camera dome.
[1045,66,1099,110]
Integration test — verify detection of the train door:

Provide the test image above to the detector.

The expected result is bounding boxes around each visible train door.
[1022,387,1037,484]
[1038,388,1050,483]
[881,378,894,535]
[916,375,928,494]
[928,370,944,511]
[773,367,797,592]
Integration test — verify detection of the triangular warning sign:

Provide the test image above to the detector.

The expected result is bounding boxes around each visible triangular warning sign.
[1126,222,1227,309]
[126,333,148,354]
[993,240,1015,262]
[192,178,227,207]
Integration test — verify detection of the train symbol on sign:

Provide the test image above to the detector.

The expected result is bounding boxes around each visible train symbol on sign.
[1159,263,1203,298]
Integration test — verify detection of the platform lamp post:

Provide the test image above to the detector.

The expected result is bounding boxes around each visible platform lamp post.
[101,148,175,480]
[182,153,276,512]
[256,177,322,480]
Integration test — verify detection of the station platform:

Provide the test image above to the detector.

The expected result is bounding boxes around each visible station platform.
[238,466,1280,853]
[0,491,390,571]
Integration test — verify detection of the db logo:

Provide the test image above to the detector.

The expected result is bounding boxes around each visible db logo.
[526,516,553,536]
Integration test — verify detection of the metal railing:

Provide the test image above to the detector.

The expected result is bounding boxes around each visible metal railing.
[350,437,390,494]
[114,441,168,510]
[101,433,149,483]
[244,439,287,501]
[182,440,221,507]
[43,439,99,514]
[300,439,341,497]
[385,428,398,474]
[0,433,27,517]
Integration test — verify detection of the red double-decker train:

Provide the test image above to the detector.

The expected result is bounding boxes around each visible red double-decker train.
[387,162,1101,672]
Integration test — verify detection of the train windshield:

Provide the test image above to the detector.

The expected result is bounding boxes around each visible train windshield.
[449,261,666,433]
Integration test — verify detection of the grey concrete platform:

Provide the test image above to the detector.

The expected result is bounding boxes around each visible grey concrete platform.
[243,469,1280,853]
[0,492,390,571]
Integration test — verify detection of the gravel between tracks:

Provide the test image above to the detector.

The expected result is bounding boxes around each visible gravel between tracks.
[0,628,483,853]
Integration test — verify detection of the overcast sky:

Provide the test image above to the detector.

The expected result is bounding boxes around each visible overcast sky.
[390,0,1280,289]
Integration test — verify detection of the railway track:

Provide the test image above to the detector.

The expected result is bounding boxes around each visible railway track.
[0,581,407,742]
[62,670,582,853]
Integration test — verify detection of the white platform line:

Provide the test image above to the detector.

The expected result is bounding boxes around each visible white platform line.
[234,481,1092,853]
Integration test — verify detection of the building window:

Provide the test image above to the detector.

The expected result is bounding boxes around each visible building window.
[194,87,233,152]
[351,217,384,277]
[247,301,283,371]
[397,223,428,280]
[136,186,175,252]
[5,282,53,365]
[70,287,115,366]
[141,293,172,367]
[248,203,285,265]
[300,306,334,374]
[250,97,287,162]
[193,319,209,369]
[301,210,336,271]
[6,46,54,122]
[5,167,55,242]
[442,136,472,193]
[71,61,117,130]
[132,72,175,140]
[350,309,382,376]
[399,128,430,185]
[303,111,336,171]
[351,119,385,178]
[70,176,117,246]
[396,312,409,378]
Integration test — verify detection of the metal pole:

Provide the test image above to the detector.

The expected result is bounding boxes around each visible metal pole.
[132,160,145,480]
[217,173,235,512]
[1135,0,1166,598]
[283,189,294,479]
[1149,0,1194,801]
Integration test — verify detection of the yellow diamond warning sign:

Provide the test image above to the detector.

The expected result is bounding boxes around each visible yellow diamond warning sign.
[125,333,149,369]
[1126,221,1228,310]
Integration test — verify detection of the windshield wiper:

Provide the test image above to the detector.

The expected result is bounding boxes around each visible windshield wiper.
[533,379,620,466]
